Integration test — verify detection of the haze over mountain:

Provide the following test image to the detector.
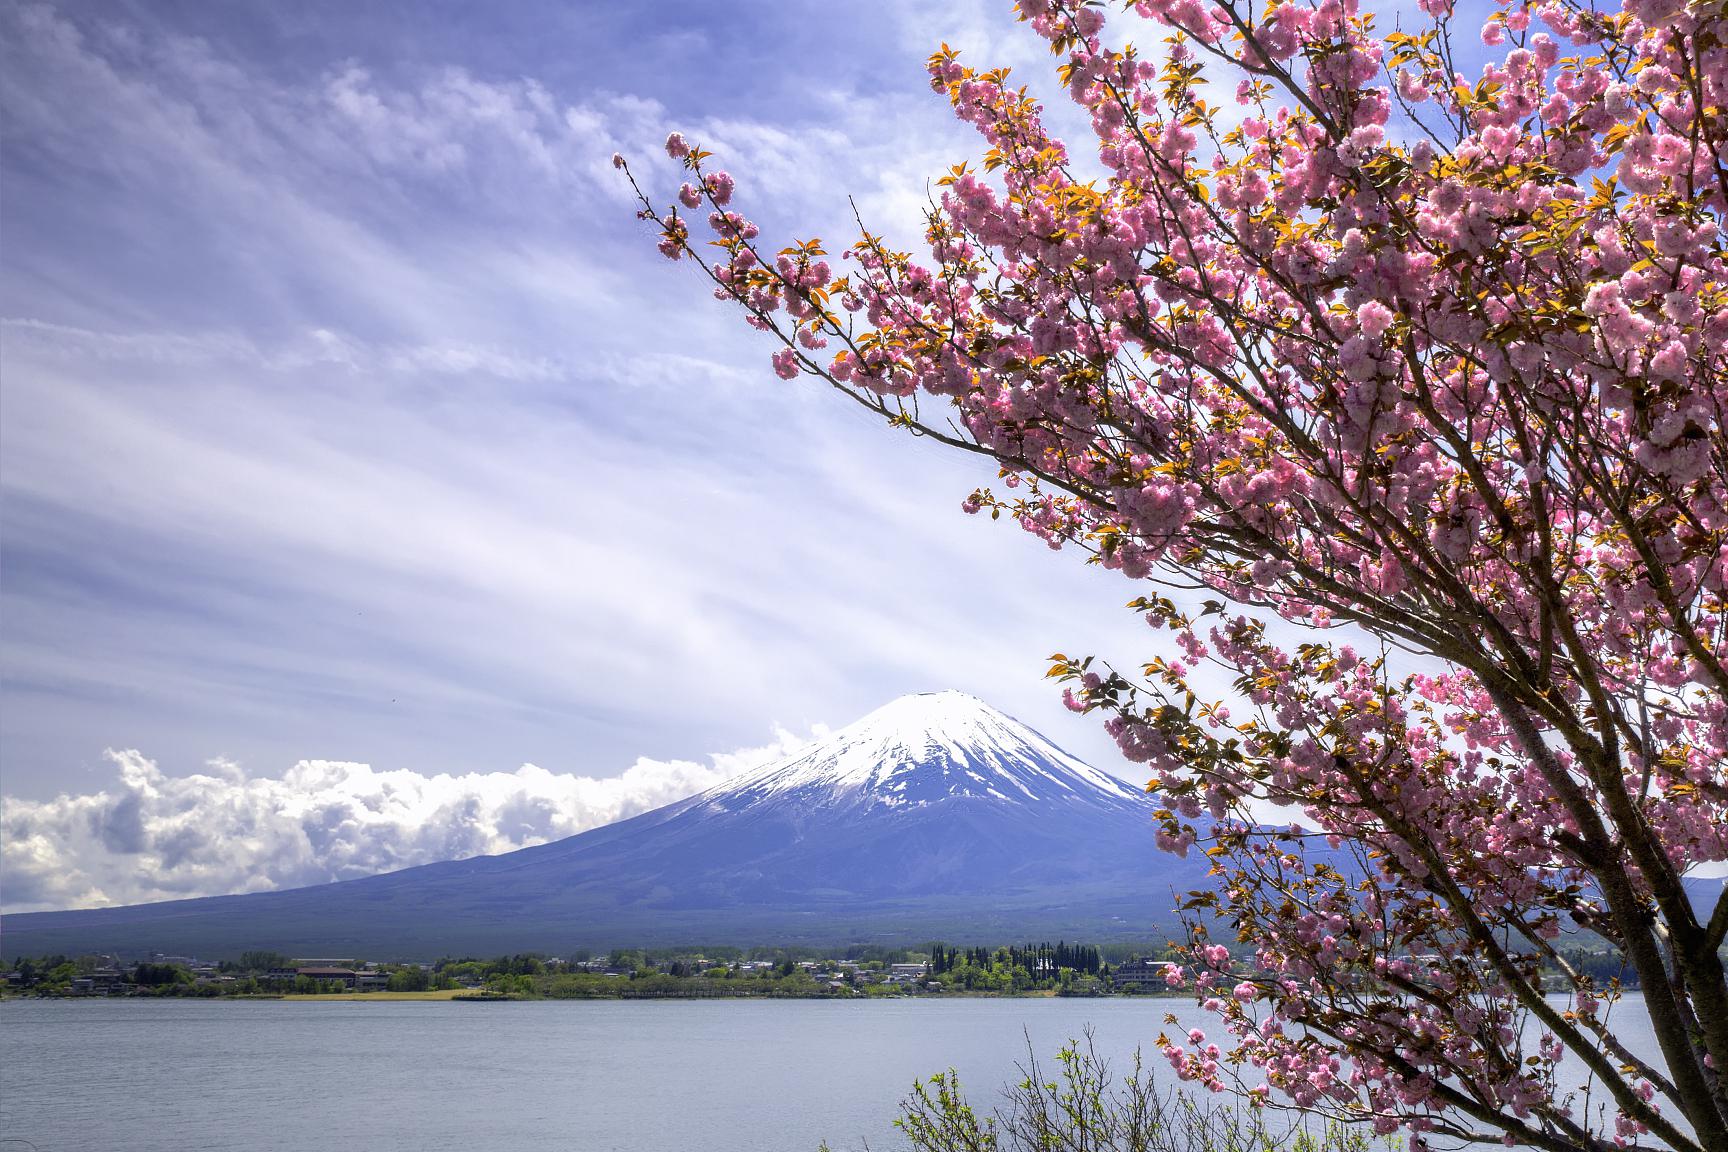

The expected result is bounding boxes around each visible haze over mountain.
[1,693,1202,958]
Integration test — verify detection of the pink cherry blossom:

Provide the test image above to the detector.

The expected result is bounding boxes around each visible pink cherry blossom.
[631,1,1728,1146]
[770,347,800,380]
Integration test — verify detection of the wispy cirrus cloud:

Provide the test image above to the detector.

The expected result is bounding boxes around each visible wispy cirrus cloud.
[2,318,568,382]
[0,0,1162,908]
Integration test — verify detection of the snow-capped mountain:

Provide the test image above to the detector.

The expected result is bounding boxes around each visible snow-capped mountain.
[3,693,1205,957]
[703,690,1147,815]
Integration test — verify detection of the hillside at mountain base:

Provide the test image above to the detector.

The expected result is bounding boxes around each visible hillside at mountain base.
[1,693,1204,957]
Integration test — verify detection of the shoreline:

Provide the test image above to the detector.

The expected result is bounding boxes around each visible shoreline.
[2,988,1190,1004]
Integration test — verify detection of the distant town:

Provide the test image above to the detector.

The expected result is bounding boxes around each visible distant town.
[4,937,1638,1003]
[2,942,1191,1000]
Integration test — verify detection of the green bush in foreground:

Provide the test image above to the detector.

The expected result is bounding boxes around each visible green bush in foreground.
[827,1033,1379,1152]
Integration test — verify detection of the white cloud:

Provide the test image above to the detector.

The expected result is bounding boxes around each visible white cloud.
[0,726,821,914]
[1,318,567,382]
[0,0,1158,813]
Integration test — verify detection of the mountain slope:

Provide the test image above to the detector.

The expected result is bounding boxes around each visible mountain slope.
[2,693,1202,957]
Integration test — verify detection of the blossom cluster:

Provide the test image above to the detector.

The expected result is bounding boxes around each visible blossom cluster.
[628,0,1728,1146]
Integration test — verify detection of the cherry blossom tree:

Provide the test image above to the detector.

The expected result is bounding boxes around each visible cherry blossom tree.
[623,0,1728,1147]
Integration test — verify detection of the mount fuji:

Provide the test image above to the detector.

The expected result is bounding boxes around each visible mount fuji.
[2,693,1206,957]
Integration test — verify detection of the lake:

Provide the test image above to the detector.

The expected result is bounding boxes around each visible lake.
[1,997,1206,1151]
[0,994,1664,1151]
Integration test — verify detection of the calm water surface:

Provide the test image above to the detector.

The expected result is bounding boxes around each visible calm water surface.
[0,997,1208,1152]
[0,994,1663,1152]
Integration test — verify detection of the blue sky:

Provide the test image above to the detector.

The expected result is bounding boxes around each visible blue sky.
[0,0,1169,907]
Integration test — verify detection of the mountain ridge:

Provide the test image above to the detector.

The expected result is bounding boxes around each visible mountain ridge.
[1,692,1200,957]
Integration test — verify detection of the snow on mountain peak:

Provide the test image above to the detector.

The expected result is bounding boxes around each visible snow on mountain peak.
[704,691,1146,814]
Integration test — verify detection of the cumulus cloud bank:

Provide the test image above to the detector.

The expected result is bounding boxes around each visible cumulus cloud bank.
[1,728,819,913]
